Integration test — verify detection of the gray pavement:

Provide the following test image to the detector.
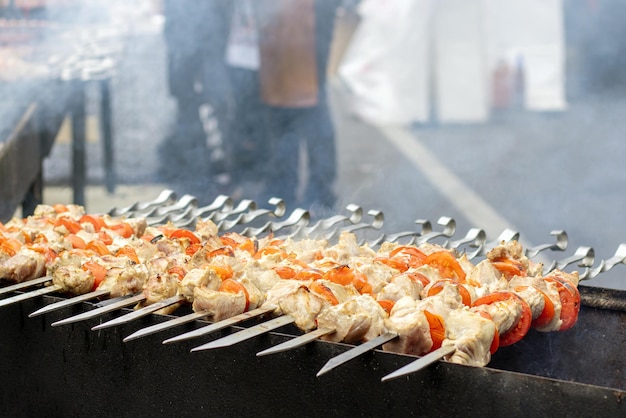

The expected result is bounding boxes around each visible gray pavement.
[37,21,626,290]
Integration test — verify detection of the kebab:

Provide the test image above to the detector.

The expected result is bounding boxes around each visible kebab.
[3,204,581,375]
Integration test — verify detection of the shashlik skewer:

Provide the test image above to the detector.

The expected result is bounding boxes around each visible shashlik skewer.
[51,293,146,327]
[91,294,186,330]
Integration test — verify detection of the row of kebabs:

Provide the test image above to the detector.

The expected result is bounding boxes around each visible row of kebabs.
[0,203,581,367]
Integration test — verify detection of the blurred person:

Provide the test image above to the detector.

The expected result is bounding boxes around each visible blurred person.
[254,0,338,212]
[161,0,230,181]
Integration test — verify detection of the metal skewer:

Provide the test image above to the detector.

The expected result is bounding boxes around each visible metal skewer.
[316,332,398,377]
[190,315,295,352]
[380,345,456,382]
[0,276,52,297]
[123,311,211,342]
[28,289,111,317]
[256,327,336,357]
[51,293,145,327]
[162,305,276,345]
[91,294,185,331]
[0,284,63,308]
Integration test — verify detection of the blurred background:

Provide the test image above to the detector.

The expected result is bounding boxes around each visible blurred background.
[1,0,626,290]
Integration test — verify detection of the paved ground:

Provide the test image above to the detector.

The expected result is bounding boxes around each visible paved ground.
[37,20,626,290]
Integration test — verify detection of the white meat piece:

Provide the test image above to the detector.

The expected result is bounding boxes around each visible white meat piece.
[466,260,507,299]
[192,287,246,321]
[178,268,221,302]
[98,264,149,298]
[143,272,179,305]
[377,273,423,302]
[442,308,496,367]
[0,248,46,283]
[275,284,329,332]
[52,263,94,295]
[354,262,398,294]
[416,283,464,316]
[317,294,388,344]
[239,276,265,310]
[472,299,522,335]
[263,280,312,314]
[194,219,219,241]
[316,279,359,303]
[511,285,546,320]
[382,296,433,355]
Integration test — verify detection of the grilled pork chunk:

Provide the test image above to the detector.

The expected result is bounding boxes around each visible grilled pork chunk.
[443,308,497,367]
[192,287,247,321]
[317,294,388,344]
[0,249,46,283]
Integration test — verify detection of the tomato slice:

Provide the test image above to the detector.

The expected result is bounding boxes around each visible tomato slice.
[82,261,107,291]
[219,279,250,311]
[168,266,188,281]
[515,285,555,329]
[423,310,446,351]
[117,245,140,264]
[389,246,427,267]
[377,299,395,314]
[79,214,105,232]
[473,291,532,347]
[54,218,82,234]
[405,272,431,287]
[85,240,110,256]
[491,257,526,279]
[108,222,134,238]
[209,264,234,281]
[545,276,580,331]
[66,234,86,250]
[475,311,500,354]
[310,281,340,306]
[427,279,472,306]
[273,266,297,279]
[323,265,354,286]
[294,268,323,281]
[170,229,201,245]
[423,251,466,282]
[374,257,409,272]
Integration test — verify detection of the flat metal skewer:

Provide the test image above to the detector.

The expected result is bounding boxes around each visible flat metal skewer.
[256,327,336,357]
[0,284,63,309]
[162,305,276,345]
[51,293,146,327]
[316,332,398,377]
[190,315,295,352]
[28,289,111,317]
[123,311,211,342]
[0,276,52,297]
[91,294,185,331]
[380,345,456,382]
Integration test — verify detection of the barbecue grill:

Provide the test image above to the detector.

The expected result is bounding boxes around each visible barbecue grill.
[0,190,624,417]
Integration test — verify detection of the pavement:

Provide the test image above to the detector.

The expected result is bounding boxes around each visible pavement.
[32,16,626,290]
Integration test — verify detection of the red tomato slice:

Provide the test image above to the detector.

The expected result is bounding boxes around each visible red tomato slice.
[515,285,555,329]
[423,251,466,282]
[475,311,500,354]
[273,266,297,279]
[219,279,250,311]
[374,257,409,272]
[79,214,105,232]
[545,276,580,331]
[54,218,82,234]
[117,245,140,264]
[294,268,323,281]
[85,240,110,256]
[66,234,86,250]
[82,261,107,291]
[389,246,427,266]
[170,229,201,245]
[473,291,532,347]
[310,281,340,306]
[405,272,431,287]
[427,279,472,306]
[168,266,188,281]
[377,299,395,314]
[423,310,446,351]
